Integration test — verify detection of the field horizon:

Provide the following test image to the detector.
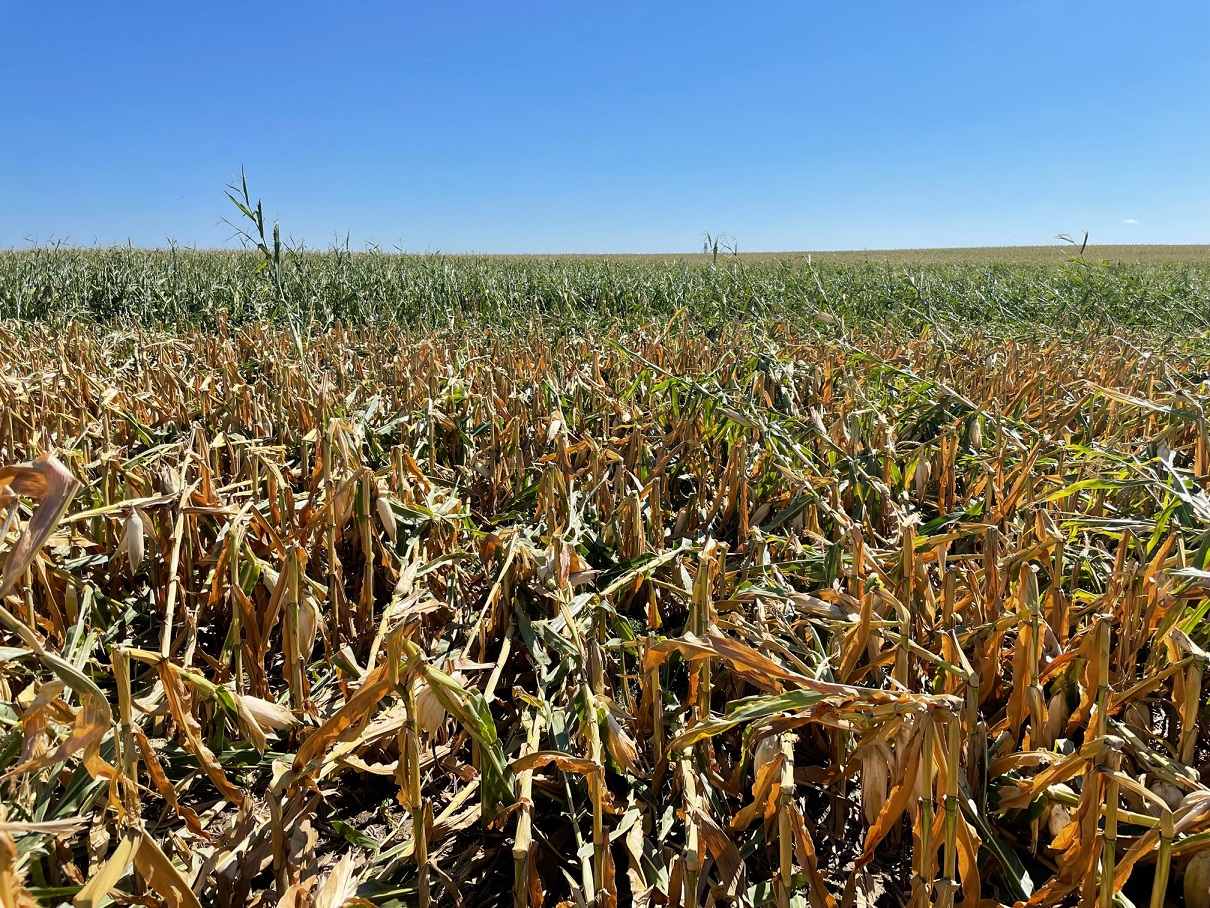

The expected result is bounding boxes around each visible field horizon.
[9,242,1210,264]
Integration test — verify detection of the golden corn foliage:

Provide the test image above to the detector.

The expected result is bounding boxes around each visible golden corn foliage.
[0,320,1208,908]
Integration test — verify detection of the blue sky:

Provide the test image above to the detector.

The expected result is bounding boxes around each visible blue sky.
[1,2,1207,252]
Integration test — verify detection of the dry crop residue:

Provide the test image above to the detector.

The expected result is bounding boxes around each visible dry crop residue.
[0,321,1208,908]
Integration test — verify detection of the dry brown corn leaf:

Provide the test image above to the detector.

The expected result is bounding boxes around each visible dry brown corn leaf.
[157,661,246,806]
[857,723,923,867]
[73,828,139,908]
[292,663,394,778]
[132,725,211,839]
[131,830,203,908]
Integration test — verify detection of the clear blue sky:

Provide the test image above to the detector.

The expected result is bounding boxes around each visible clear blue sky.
[2,2,1207,253]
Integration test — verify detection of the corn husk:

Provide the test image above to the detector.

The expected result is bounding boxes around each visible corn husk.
[121,511,144,574]
[603,709,639,774]
[377,494,397,543]
[1047,803,1072,842]
[914,458,932,498]
[416,670,463,735]
[969,417,983,451]
[1186,850,1210,908]
[861,743,891,826]
[1149,780,1184,815]
[1044,691,1070,744]
[240,694,296,731]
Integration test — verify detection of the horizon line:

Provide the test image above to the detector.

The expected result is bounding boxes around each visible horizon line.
[5,242,1209,257]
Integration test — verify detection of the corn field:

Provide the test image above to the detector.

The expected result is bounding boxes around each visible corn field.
[1,306,1209,907]
[2,247,1208,334]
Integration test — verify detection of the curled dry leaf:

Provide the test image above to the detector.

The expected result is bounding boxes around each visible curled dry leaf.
[0,454,80,601]
[0,828,37,908]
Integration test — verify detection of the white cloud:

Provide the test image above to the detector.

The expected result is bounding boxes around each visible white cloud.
[1122,218,1139,225]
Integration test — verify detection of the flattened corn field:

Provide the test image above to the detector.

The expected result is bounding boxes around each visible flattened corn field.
[1,248,1210,908]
